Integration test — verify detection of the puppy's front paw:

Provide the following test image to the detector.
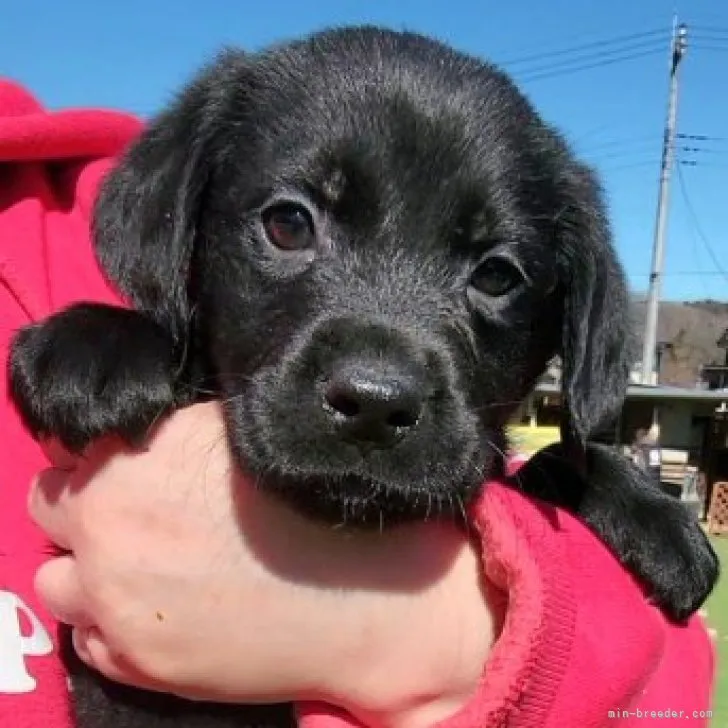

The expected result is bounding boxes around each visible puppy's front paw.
[8,303,180,453]
[575,444,719,622]
[518,443,719,622]
[620,494,719,622]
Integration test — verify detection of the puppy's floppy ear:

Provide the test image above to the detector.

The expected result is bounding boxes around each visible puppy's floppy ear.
[556,162,634,458]
[93,51,244,345]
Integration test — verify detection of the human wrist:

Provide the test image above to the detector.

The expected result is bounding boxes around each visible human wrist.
[300,521,498,727]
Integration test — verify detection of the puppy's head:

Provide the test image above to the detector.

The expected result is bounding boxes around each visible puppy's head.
[94,27,632,525]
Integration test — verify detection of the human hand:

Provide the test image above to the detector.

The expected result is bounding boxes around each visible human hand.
[30,401,494,723]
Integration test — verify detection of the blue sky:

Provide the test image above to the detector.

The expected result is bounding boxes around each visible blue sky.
[3,0,727,301]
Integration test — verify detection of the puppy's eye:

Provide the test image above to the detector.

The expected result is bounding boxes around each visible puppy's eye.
[470,256,524,297]
[262,203,315,251]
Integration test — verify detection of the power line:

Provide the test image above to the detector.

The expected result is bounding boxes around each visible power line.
[675,165,728,286]
[678,139,728,167]
[680,148,728,157]
[678,161,728,170]
[691,35,728,43]
[690,45,728,53]
[598,160,661,173]
[678,133,727,142]
[571,122,648,148]
[691,34,728,42]
[578,134,656,152]
[511,37,666,74]
[518,47,665,83]
[674,164,724,299]
[690,34,728,49]
[586,145,661,162]
[499,28,667,67]
[690,28,728,36]
[491,30,668,83]
[691,25,728,34]
[633,271,728,277]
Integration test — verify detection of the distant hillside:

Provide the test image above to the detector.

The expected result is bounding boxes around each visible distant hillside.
[631,299,728,386]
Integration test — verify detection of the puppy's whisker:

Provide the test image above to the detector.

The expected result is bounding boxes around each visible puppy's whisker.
[472,399,529,413]
[139,399,180,444]
[333,483,349,530]
[485,437,523,490]
[210,372,257,382]
[485,438,508,463]
[217,392,248,409]
[454,492,471,534]
[189,385,220,396]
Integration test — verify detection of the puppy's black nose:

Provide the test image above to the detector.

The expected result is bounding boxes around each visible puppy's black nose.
[323,362,424,448]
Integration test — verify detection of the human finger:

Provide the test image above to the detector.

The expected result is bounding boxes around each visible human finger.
[72,626,173,694]
[27,467,75,550]
[34,555,93,628]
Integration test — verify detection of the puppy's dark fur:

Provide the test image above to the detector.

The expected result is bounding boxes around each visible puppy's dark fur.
[8,27,718,728]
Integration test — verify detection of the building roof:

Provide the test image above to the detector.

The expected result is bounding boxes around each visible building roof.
[535,381,728,402]
[626,384,728,401]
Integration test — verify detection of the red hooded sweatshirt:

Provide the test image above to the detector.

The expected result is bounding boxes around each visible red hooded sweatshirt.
[0,80,717,728]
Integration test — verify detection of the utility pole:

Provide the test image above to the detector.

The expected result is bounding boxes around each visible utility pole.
[640,18,688,385]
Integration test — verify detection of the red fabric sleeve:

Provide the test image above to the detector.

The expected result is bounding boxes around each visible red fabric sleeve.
[0,78,141,728]
[298,481,716,727]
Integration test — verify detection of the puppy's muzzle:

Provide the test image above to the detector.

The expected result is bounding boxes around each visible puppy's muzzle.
[323,358,426,449]
[285,316,444,454]
[252,315,484,524]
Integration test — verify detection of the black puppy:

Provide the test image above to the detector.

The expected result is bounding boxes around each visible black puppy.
[9,26,718,728]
